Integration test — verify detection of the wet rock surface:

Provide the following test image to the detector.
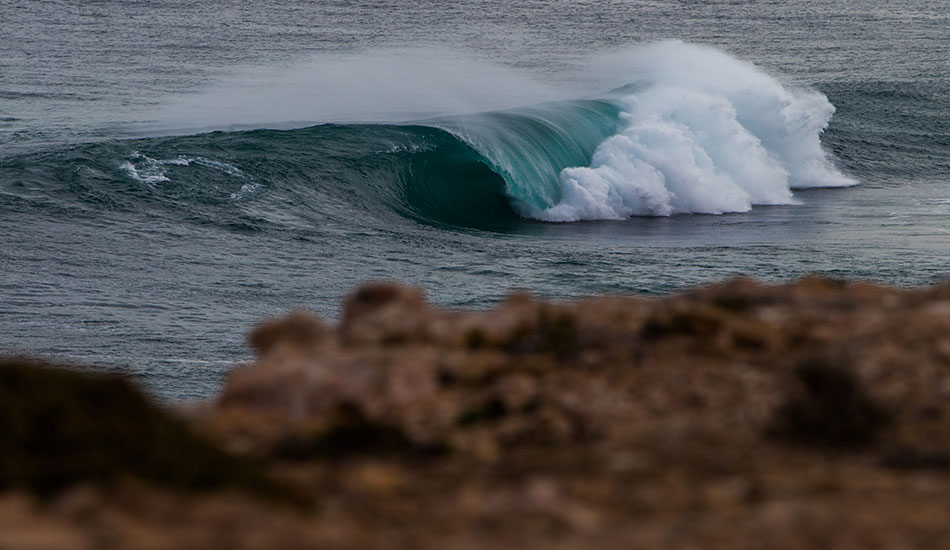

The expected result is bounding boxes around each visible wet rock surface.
[3,277,950,549]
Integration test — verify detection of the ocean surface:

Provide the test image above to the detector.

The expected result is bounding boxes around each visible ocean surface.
[2,0,948,400]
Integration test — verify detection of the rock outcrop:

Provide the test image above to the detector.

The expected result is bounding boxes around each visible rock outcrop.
[3,276,950,549]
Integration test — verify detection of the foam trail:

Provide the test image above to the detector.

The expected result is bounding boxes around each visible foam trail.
[539,41,856,221]
[120,152,258,199]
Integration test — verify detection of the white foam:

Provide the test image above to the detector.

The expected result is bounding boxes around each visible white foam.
[120,153,171,186]
[186,157,246,178]
[121,153,258,199]
[539,41,856,221]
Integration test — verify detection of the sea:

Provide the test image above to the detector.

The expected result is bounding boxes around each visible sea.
[1,0,947,400]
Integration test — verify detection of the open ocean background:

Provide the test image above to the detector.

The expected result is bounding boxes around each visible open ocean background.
[1,0,948,400]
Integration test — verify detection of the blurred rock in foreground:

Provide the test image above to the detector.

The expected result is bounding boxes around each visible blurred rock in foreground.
[3,276,950,549]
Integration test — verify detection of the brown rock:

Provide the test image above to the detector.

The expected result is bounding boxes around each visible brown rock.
[8,277,950,549]
[248,310,330,355]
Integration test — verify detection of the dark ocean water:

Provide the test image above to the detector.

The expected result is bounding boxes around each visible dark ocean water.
[1,0,948,399]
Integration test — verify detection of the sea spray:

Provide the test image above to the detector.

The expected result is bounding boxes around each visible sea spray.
[149,48,563,131]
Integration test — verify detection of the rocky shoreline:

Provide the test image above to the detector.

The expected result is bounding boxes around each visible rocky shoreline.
[3,276,950,548]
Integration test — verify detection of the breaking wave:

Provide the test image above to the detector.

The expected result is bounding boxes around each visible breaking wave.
[440,41,856,221]
[2,42,857,231]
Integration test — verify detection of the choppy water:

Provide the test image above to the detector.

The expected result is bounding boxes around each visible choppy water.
[1,0,948,399]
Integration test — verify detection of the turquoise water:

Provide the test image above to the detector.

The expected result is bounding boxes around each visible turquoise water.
[1,0,947,399]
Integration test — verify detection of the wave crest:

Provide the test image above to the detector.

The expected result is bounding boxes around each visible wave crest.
[439,41,856,222]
